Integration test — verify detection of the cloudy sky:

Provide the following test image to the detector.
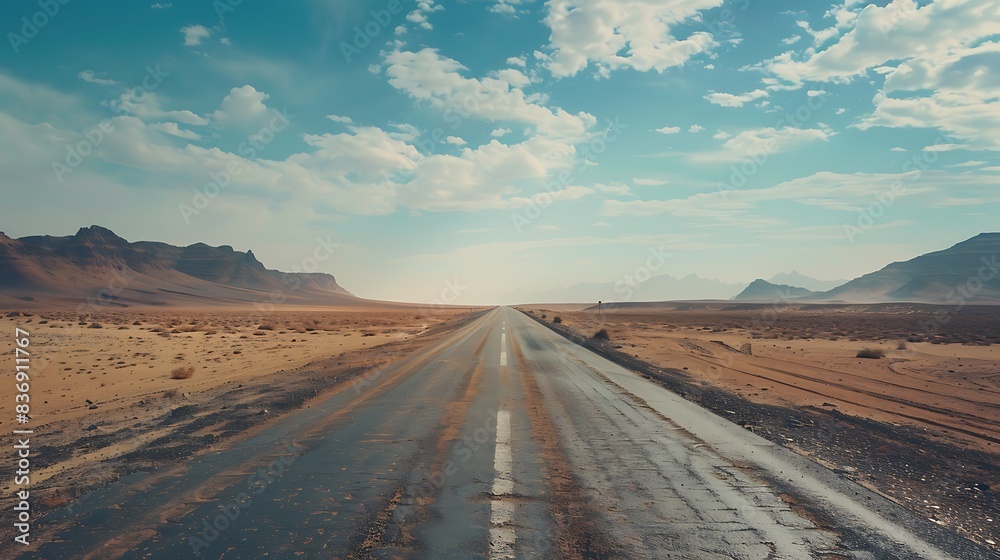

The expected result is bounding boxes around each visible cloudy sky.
[1,0,998,303]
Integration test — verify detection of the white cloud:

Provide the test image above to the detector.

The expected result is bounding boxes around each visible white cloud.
[761,0,1000,86]
[594,182,631,195]
[806,89,826,97]
[633,178,669,186]
[78,70,120,86]
[490,0,529,15]
[704,89,768,107]
[383,48,595,140]
[947,160,986,167]
[405,1,443,30]
[857,41,1000,151]
[835,107,846,114]
[506,55,527,67]
[445,136,466,146]
[108,90,209,126]
[150,121,202,140]
[491,127,512,137]
[492,68,531,88]
[707,126,831,161]
[326,114,353,124]
[180,24,210,46]
[212,85,271,128]
[592,221,611,227]
[921,143,962,152]
[601,170,996,220]
[688,124,704,133]
[781,34,801,45]
[712,130,731,139]
[655,126,680,135]
[151,2,172,8]
[889,147,908,152]
[220,37,231,46]
[540,0,723,78]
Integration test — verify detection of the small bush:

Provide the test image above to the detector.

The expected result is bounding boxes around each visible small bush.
[896,341,908,350]
[88,322,103,329]
[856,348,885,359]
[258,324,274,331]
[553,316,562,324]
[170,366,195,379]
[592,328,610,341]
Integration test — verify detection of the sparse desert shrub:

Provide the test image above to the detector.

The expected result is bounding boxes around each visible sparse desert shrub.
[88,322,103,329]
[253,331,266,336]
[258,324,274,331]
[170,366,195,379]
[897,341,908,350]
[553,316,562,324]
[856,348,885,359]
[541,314,547,319]
[592,328,611,341]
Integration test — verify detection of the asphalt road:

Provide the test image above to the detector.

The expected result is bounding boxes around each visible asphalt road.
[29,307,993,559]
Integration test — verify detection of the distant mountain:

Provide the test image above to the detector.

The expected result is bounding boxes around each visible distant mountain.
[734,279,814,301]
[0,226,356,308]
[767,271,846,292]
[504,273,744,304]
[813,233,1000,303]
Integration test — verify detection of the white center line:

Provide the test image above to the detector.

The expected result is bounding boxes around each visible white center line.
[490,410,515,558]
[499,332,507,367]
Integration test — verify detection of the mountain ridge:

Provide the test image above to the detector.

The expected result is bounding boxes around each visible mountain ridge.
[1,226,356,308]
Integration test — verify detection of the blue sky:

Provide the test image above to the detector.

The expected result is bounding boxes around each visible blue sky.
[1,0,998,304]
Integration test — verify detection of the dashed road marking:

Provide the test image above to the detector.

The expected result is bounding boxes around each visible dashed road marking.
[490,409,515,558]
[500,332,507,367]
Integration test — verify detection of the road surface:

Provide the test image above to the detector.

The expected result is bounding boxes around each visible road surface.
[30,307,992,559]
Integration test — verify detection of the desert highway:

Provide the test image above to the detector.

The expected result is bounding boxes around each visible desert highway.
[31,307,991,559]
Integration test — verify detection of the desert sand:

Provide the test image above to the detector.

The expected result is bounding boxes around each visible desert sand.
[525,305,999,451]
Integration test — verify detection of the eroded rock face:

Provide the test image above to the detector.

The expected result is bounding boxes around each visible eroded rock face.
[0,225,353,305]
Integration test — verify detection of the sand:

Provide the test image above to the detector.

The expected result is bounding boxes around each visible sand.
[0,308,471,431]
[530,307,999,453]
